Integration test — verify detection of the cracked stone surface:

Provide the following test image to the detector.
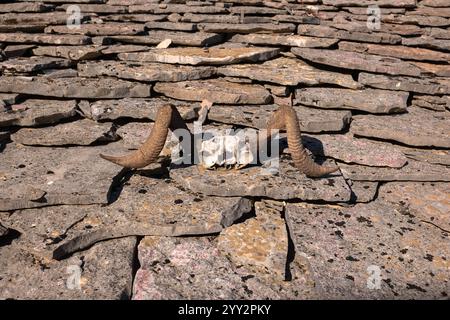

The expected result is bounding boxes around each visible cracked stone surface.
[110,31,224,46]
[0,56,72,73]
[348,181,379,203]
[0,33,91,45]
[154,79,272,104]
[32,45,106,61]
[351,107,450,148]
[286,200,450,299]
[0,76,151,99]
[78,60,216,82]
[0,99,77,128]
[230,34,338,48]
[207,104,352,133]
[119,47,279,65]
[11,119,117,146]
[170,157,351,202]
[218,57,361,88]
[0,143,124,211]
[44,23,145,36]
[295,88,409,114]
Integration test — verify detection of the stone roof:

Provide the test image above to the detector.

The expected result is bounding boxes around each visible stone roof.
[0,0,449,299]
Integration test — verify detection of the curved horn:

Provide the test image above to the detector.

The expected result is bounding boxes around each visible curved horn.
[100,104,177,168]
[274,105,339,178]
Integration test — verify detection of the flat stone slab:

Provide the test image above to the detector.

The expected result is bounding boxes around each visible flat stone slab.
[359,72,449,95]
[78,60,216,82]
[401,148,450,166]
[0,2,54,13]
[292,48,424,77]
[230,34,338,48]
[32,45,106,61]
[79,98,196,122]
[302,134,407,168]
[218,201,288,280]
[295,88,408,114]
[402,36,450,52]
[0,143,125,211]
[218,57,361,89]
[132,235,316,299]
[170,158,351,202]
[0,33,91,45]
[0,99,77,128]
[118,47,280,65]
[0,232,136,299]
[0,93,21,105]
[348,181,379,203]
[102,14,167,23]
[0,76,151,99]
[412,94,449,112]
[154,79,272,105]
[144,21,197,31]
[11,119,117,146]
[197,22,296,33]
[339,160,450,182]
[286,200,450,299]
[129,4,227,14]
[45,23,145,36]
[297,25,402,45]
[338,41,450,63]
[110,31,223,46]
[99,44,151,54]
[351,107,450,148]
[3,44,36,58]
[0,56,72,73]
[0,12,88,25]
[322,0,417,7]
[411,61,450,77]
[207,104,352,133]
[379,182,450,233]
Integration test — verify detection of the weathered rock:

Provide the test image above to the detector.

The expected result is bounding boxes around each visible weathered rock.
[144,21,197,31]
[0,142,129,211]
[322,0,417,7]
[32,45,106,60]
[0,2,54,13]
[286,200,450,299]
[110,31,223,46]
[339,41,450,63]
[412,94,449,112]
[0,99,77,128]
[102,14,168,23]
[100,44,151,54]
[412,61,450,77]
[295,88,409,114]
[407,6,450,18]
[400,148,450,166]
[0,56,72,73]
[218,57,361,89]
[379,182,450,233]
[0,234,136,299]
[42,68,78,78]
[132,235,316,299]
[428,27,450,39]
[0,93,21,106]
[402,36,450,51]
[264,84,290,97]
[154,79,272,105]
[359,72,449,95]
[170,157,351,202]
[207,104,352,133]
[339,160,450,182]
[0,76,151,99]
[292,48,424,77]
[297,25,402,44]
[0,24,45,33]
[0,12,89,25]
[129,4,227,14]
[230,34,338,48]
[11,119,117,146]
[57,4,128,13]
[45,23,145,36]
[118,47,280,65]
[79,98,196,122]
[327,18,423,36]
[0,33,91,45]
[348,181,379,203]
[116,122,160,149]
[78,60,216,82]
[3,44,36,58]
[301,134,407,168]
[198,23,296,34]
[351,107,450,148]
[218,200,288,280]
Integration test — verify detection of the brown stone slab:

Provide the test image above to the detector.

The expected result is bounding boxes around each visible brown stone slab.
[109,31,223,46]
[45,23,145,36]
[230,34,338,48]
[0,56,72,73]
[32,45,106,60]
[198,23,296,34]
[0,33,91,45]
[402,36,450,51]
[129,4,227,14]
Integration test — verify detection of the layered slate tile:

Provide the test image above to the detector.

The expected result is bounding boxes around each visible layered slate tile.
[207,104,352,133]
[154,79,272,104]
[118,47,280,65]
[0,56,72,73]
[197,23,296,33]
[218,57,361,88]
[110,31,224,46]
[78,60,216,82]
[286,200,450,299]
[230,34,338,48]
[0,99,77,127]
[44,23,145,36]
[11,119,117,146]
[32,45,106,60]
[170,157,351,202]
[0,33,91,45]
[295,88,409,114]
[0,142,127,211]
[351,107,450,148]
[0,76,151,99]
